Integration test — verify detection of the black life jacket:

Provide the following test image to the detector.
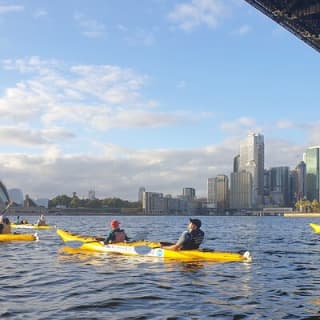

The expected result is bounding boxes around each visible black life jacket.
[181,229,204,250]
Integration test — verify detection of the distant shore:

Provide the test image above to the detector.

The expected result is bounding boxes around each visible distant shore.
[283,212,320,217]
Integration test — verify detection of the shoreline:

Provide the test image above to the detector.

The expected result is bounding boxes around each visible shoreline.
[283,213,320,217]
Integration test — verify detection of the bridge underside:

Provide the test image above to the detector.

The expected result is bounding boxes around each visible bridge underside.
[244,0,320,53]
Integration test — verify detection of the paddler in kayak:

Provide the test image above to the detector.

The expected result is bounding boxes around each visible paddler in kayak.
[0,215,11,234]
[161,218,204,251]
[104,220,129,244]
[36,214,47,226]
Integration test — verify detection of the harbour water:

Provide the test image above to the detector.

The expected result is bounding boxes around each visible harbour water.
[1,215,320,319]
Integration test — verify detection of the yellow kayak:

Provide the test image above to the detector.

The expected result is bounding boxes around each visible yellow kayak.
[11,223,55,230]
[310,223,320,233]
[0,233,38,242]
[57,229,251,262]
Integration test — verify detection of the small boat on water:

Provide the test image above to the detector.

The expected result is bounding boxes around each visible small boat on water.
[310,223,320,233]
[11,223,55,230]
[0,233,38,242]
[57,229,251,263]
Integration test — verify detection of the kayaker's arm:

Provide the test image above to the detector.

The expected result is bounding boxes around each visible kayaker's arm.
[160,243,181,251]
[160,232,187,250]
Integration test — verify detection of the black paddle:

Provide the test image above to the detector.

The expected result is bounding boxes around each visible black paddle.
[0,201,13,216]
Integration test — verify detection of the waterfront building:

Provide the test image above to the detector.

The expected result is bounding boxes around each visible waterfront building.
[142,191,188,215]
[207,178,215,205]
[305,146,320,201]
[295,161,306,200]
[214,175,229,212]
[138,187,145,204]
[263,169,271,205]
[233,154,240,173]
[239,133,264,208]
[269,166,290,206]
[182,187,196,201]
[230,171,252,209]
[289,169,298,205]
[142,192,164,214]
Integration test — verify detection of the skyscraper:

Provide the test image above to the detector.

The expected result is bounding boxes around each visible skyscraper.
[207,178,215,204]
[230,171,252,209]
[182,188,196,201]
[214,175,229,211]
[305,146,320,201]
[269,166,290,206]
[296,161,306,200]
[239,133,264,208]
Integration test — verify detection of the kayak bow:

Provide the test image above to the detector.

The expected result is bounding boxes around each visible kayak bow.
[57,229,251,262]
[310,223,320,233]
[11,223,55,230]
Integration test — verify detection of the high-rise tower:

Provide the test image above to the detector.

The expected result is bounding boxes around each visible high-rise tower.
[239,133,264,208]
[305,147,320,201]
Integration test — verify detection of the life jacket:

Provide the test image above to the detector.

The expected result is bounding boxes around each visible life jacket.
[181,229,204,250]
[114,231,126,242]
[108,228,128,243]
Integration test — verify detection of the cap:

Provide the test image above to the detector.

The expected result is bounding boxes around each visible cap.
[189,218,201,228]
[111,220,120,228]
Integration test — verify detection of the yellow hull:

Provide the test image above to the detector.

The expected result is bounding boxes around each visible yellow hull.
[57,229,251,262]
[0,233,38,242]
[11,223,55,230]
[310,223,320,233]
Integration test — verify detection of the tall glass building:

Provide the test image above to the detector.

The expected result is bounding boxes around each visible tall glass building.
[296,161,306,200]
[305,146,320,201]
[214,175,229,212]
[239,133,264,208]
[269,166,290,206]
[207,178,215,204]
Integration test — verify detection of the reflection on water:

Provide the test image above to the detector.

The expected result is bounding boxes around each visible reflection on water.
[1,215,320,319]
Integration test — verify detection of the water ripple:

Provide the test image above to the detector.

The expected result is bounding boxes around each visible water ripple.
[1,216,320,319]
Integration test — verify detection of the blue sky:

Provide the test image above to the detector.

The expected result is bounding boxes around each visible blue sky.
[0,0,319,201]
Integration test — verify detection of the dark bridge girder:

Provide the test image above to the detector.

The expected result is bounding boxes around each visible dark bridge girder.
[244,0,320,53]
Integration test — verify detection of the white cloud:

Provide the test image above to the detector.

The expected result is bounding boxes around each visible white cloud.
[124,28,156,46]
[0,56,202,148]
[74,12,106,38]
[277,120,294,129]
[33,9,48,18]
[168,0,229,31]
[220,117,259,132]
[0,5,24,14]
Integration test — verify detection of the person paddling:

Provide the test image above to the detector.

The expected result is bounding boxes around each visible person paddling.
[104,220,129,244]
[0,202,12,234]
[36,214,47,226]
[161,218,204,251]
[0,215,11,234]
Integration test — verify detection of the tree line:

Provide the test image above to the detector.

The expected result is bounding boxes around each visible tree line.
[49,195,140,209]
[295,199,320,213]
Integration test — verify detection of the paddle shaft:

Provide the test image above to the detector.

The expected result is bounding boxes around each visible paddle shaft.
[0,202,13,216]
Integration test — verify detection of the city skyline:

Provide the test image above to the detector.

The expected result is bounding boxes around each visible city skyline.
[0,1,319,201]
[5,132,316,205]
